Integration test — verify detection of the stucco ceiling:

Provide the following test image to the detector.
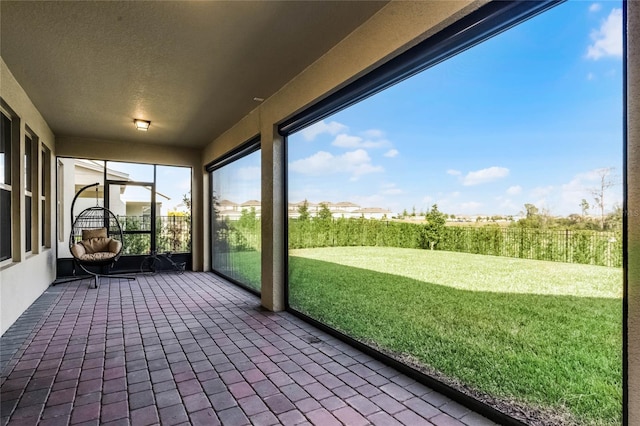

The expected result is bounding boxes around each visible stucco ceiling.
[1,1,388,148]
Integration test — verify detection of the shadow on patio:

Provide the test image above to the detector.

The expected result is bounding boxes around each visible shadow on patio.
[0,273,495,426]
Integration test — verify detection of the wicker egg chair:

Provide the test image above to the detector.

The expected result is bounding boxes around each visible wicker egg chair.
[59,182,136,288]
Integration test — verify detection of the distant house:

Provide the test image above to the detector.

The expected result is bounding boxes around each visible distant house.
[124,201,162,218]
[241,200,262,212]
[288,201,318,219]
[215,199,241,220]
[353,207,392,220]
[217,199,239,212]
[334,201,360,213]
[217,199,392,220]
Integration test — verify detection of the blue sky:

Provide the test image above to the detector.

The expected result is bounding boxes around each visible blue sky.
[287,0,623,217]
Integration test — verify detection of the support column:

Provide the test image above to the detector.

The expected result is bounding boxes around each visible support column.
[261,123,285,312]
[626,1,639,422]
[192,165,205,272]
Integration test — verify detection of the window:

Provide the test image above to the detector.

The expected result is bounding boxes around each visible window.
[208,140,261,293]
[0,111,11,261]
[41,145,50,248]
[105,161,155,255]
[156,165,192,254]
[24,134,33,253]
[56,158,192,261]
[284,1,623,425]
[57,159,64,242]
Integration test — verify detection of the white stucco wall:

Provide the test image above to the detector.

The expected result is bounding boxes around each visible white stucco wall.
[1,58,56,334]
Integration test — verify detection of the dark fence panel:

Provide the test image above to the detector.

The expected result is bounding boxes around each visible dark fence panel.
[118,215,191,254]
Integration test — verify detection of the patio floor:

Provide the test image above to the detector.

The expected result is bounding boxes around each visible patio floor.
[0,272,496,426]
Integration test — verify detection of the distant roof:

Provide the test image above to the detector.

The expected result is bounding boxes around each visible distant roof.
[74,159,129,180]
[292,201,317,206]
[354,208,392,213]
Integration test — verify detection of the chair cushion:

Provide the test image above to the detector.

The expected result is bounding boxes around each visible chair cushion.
[77,251,118,262]
[82,227,108,240]
[70,243,86,258]
[108,239,122,254]
[80,237,112,254]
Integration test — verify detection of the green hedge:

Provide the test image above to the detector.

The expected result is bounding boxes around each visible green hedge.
[218,217,621,267]
[285,218,621,267]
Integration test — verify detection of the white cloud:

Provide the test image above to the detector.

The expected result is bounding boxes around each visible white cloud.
[506,185,522,195]
[586,8,623,60]
[589,3,601,13]
[384,149,399,158]
[332,134,363,148]
[462,166,509,186]
[289,149,383,180]
[587,72,596,81]
[332,133,390,149]
[300,120,348,141]
[446,169,462,176]
[362,129,384,138]
[236,166,261,181]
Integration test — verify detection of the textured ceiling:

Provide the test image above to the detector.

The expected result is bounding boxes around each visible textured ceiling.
[1,1,388,148]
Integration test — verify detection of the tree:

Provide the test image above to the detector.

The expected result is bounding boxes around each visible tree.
[590,167,616,230]
[518,203,542,228]
[297,199,310,221]
[605,203,623,231]
[524,203,539,218]
[580,199,590,217]
[182,191,192,213]
[238,207,258,228]
[211,191,229,253]
[181,191,192,252]
[316,203,332,221]
[423,204,446,250]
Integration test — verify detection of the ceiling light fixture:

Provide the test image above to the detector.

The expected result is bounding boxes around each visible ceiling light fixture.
[253,97,264,102]
[133,119,150,131]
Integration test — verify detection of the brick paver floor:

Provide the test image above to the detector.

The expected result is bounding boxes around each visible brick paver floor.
[0,272,497,425]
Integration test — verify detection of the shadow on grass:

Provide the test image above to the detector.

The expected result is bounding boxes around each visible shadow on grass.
[288,256,622,426]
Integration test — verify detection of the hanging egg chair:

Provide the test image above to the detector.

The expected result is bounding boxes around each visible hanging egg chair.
[62,182,135,288]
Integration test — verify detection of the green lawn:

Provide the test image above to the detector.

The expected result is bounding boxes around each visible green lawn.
[213,251,261,291]
[289,246,622,425]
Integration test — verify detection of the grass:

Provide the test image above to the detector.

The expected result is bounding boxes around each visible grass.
[213,251,261,292]
[288,246,622,425]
